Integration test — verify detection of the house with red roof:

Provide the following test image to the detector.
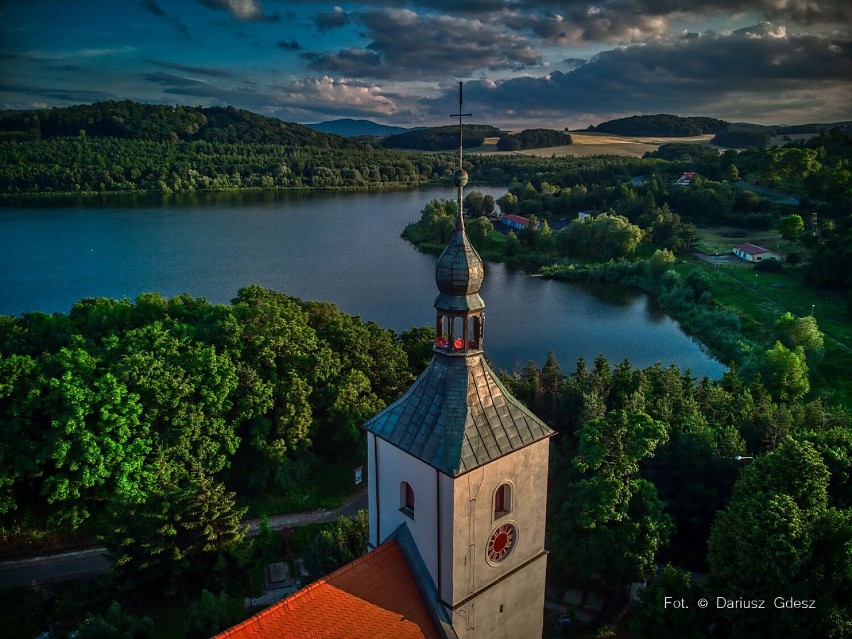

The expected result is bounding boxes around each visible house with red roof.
[733,243,781,263]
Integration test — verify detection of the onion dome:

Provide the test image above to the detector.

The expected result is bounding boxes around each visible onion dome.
[434,213,484,312]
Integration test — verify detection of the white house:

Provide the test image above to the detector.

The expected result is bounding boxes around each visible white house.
[733,243,782,262]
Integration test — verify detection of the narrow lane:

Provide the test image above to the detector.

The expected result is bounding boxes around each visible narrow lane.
[0,490,368,586]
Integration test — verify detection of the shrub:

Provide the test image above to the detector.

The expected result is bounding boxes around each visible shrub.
[754,259,783,273]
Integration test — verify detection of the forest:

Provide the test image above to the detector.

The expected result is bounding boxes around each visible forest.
[379,124,501,151]
[0,101,361,148]
[586,114,730,137]
[1,100,851,637]
[496,128,573,151]
[0,288,848,637]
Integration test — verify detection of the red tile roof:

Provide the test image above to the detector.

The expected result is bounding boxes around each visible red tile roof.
[212,540,442,639]
[735,242,770,255]
[501,214,530,226]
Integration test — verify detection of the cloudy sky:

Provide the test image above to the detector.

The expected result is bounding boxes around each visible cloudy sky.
[2,1,851,129]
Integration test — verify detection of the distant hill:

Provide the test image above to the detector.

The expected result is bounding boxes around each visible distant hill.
[586,114,852,139]
[587,114,730,137]
[497,128,572,151]
[0,100,362,149]
[381,124,502,151]
[305,119,409,138]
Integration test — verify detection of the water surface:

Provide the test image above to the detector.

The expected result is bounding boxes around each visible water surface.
[0,188,725,377]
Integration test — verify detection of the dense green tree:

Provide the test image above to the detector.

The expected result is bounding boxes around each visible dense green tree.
[550,410,672,586]
[708,438,851,639]
[556,213,642,259]
[39,347,148,528]
[757,341,810,402]
[107,469,247,594]
[0,353,46,519]
[774,312,824,362]
[779,214,806,241]
[398,325,434,375]
[111,322,239,480]
[184,590,244,639]
[496,192,519,215]
[630,566,708,639]
[306,510,369,577]
[75,601,154,639]
[466,216,494,248]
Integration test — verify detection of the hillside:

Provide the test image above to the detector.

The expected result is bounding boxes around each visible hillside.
[587,114,730,137]
[381,124,502,151]
[305,119,409,138]
[0,101,362,149]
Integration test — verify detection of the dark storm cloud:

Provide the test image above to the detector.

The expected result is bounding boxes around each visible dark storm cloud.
[151,61,235,77]
[424,25,852,124]
[301,48,383,74]
[140,72,210,89]
[0,81,115,103]
[139,0,191,40]
[303,8,540,80]
[278,40,302,51]
[196,0,279,22]
[315,7,350,32]
[498,1,852,46]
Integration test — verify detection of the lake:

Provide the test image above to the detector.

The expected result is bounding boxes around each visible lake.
[0,187,725,377]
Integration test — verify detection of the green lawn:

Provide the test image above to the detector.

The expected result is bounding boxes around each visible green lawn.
[689,261,851,406]
[692,225,801,258]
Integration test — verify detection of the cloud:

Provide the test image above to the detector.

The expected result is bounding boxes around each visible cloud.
[303,8,541,80]
[268,76,399,118]
[278,40,302,51]
[300,48,383,74]
[484,1,852,46]
[151,61,235,77]
[139,0,191,40]
[134,66,399,120]
[423,24,852,125]
[315,7,350,32]
[196,0,279,22]
[140,72,210,89]
[0,81,115,104]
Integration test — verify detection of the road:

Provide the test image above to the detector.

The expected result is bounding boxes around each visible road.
[0,490,367,587]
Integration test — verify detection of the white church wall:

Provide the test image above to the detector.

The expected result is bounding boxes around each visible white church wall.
[371,436,442,583]
[449,437,550,606]
[450,553,547,639]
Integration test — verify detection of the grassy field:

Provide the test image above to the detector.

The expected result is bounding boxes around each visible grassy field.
[687,258,851,406]
[476,132,715,158]
[692,225,800,259]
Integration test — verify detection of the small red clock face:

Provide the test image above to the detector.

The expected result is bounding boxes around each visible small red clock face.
[435,336,447,348]
[487,523,516,562]
[453,337,464,350]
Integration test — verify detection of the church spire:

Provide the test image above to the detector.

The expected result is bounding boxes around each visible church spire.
[434,82,484,354]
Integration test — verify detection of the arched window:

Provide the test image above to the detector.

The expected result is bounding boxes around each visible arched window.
[494,483,512,519]
[400,481,415,518]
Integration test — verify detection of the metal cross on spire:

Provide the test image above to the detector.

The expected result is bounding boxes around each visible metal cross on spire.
[451,81,472,170]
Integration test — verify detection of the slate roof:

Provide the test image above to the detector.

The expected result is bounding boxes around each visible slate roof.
[363,352,554,477]
[212,536,444,639]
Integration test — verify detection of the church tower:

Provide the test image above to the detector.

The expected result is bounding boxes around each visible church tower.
[364,84,554,639]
